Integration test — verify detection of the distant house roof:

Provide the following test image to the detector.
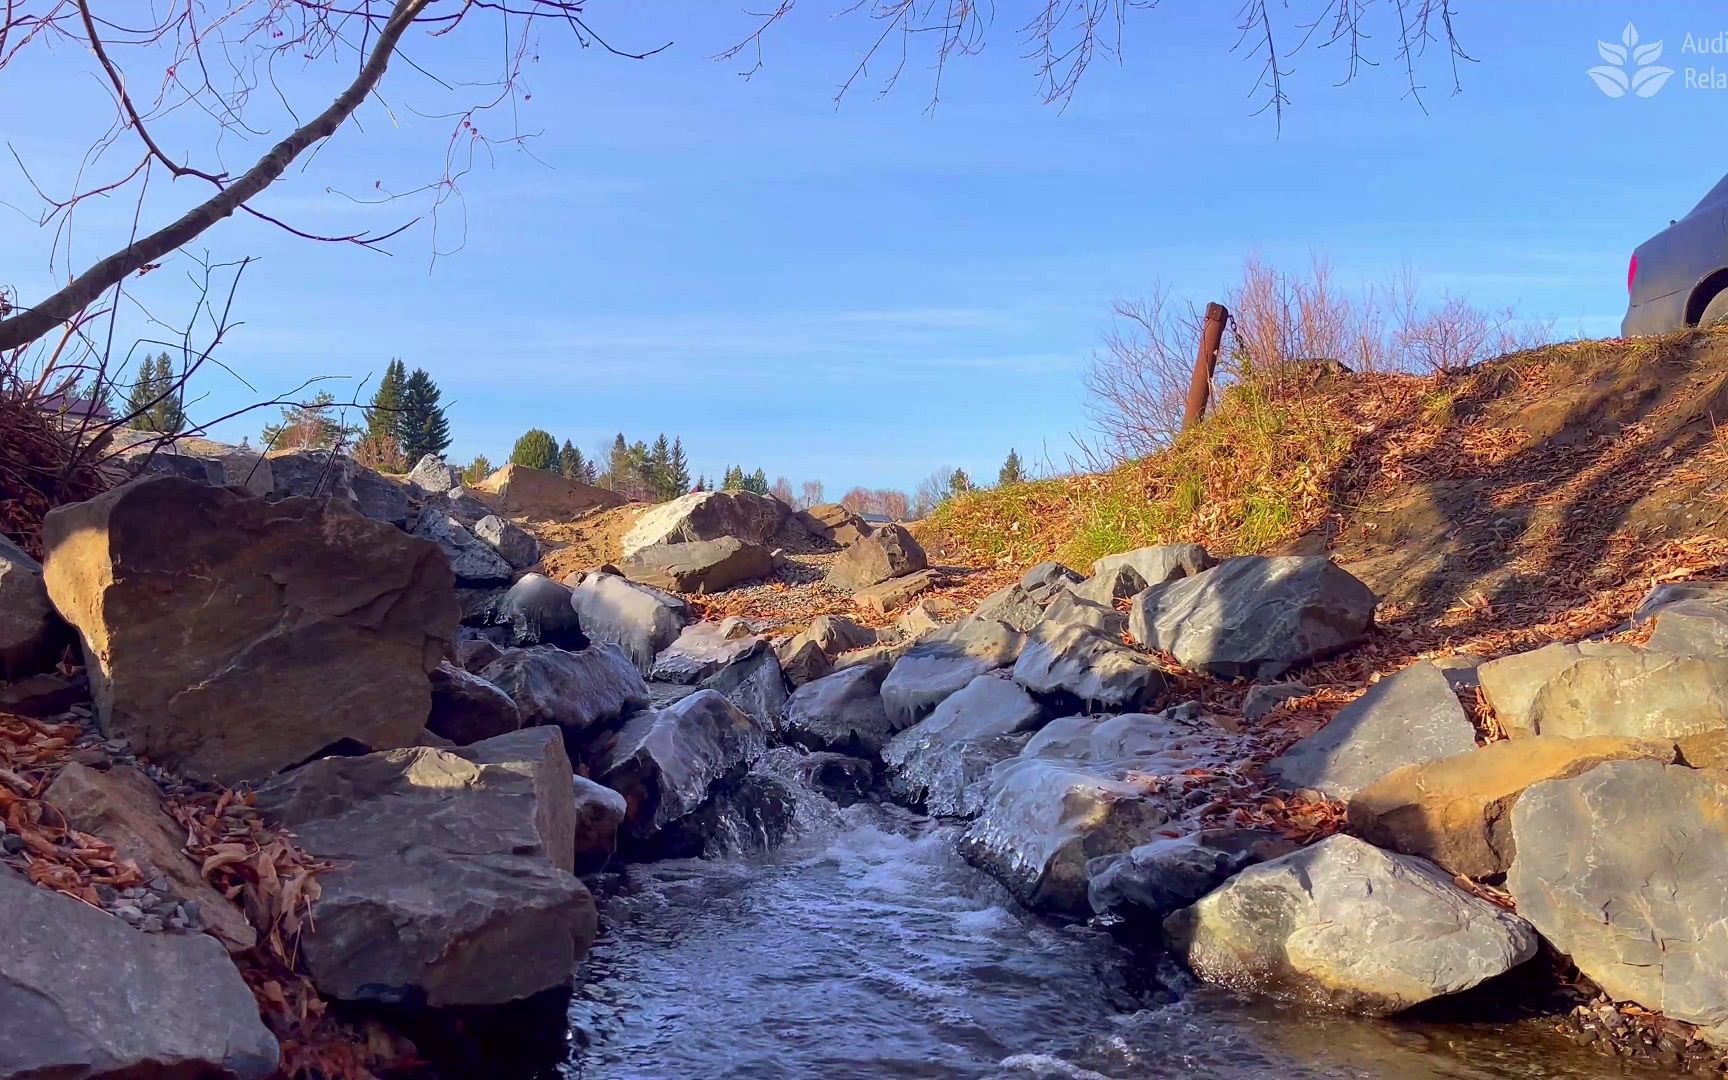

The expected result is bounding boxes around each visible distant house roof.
[36,389,113,422]
[859,512,895,524]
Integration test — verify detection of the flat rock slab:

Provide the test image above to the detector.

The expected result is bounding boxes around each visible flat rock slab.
[1509,760,1728,1035]
[1349,734,1677,878]
[1269,662,1476,800]
[852,568,940,615]
[795,503,872,546]
[622,537,776,594]
[1479,642,1728,741]
[0,870,279,1079]
[1165,834,1539,1017]
[881,619,1027,728]
[621,490,787,557]
[1090,543,1214,587]
[649,620,762,684]
[473,464,626,518]
[1129,556,1376,680]
[42,476,456,784]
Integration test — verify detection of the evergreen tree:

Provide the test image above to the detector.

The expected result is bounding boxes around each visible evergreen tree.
[646,434,672,499]
[606,434,632,493]
[397,368,450,462]
[123,352,186,433]
[367,359,408,442]
[509,428,559,471]
[558,440,587,482]
[949,467,973,495]
[721,466,744,492]
[694,473,710,492]
[998,449,1026,487]
[463,454,493,485]
[669,438,691,496]
[152,353,186,433]
[746,468,770,496]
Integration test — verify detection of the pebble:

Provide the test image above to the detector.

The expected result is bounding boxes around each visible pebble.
[0,834,23,855]
[113,904,145,925]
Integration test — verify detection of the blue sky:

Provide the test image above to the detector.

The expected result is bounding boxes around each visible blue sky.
[4,1,1727,493]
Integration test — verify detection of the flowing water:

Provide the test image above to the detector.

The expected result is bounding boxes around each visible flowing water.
[563,772,1652,1080]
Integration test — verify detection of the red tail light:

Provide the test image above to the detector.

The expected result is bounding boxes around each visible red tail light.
[1628,252,1638,294]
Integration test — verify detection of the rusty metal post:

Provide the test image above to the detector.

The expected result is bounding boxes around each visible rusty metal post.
[1183,302,1229,431]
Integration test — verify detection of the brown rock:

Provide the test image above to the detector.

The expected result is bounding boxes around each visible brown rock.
[42,476,457,784]
[826,524,927,591]
[427,661,522,745]
[1347,735,1677,878]
[853,568,940,615]
[774,615,878,685]
[45,763,257,952]
[472,464,626,519]
[796,503,872,546]
[620,537,776,593]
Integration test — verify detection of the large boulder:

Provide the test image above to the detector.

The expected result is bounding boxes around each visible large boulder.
[267,448,408,526]
[472,464,626,519]
[1478,642,1728,741]
[957,758,1169,915]
[1087,829,1296,926]
[44,763,257,953]
[698,645,789,729]
[590,690,768,844]
[1508,760,1728,1035]
[620,538,776,594]
[781,662,895,757]
[620,490,787,557]
[1037,590,1127,639]
[1165,834,1539,1016]
[428,661,522,745]
[826,524,928,591]
[882,674,1047,816]
[1129,556,1377,679]
[42,476,456,784]
[480,644,648,737]
[0,870,279,1079]
[1090,543,1214,589]
[413,507,514,585]
[1635,581,1728,654]
[569,573,690,676]
[473,515,540,570]
[407,453,461,495]
[881,619,1026,728]
[649,619,763,684]
[0,533,66,679]
[1268,662,1477,800]
[480,573,587,650]
[796,502,872,546]
[254,728,595,1007]
[1011,624,1165,712]
[1349,735,1677,878]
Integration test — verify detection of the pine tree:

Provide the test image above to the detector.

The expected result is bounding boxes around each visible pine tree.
[606,434,632,493]
[721,466,744,492]
[669,438,691,497]
[998,449,1026,487]
[509,428,559,471]
[122,361,159,431]
[949,467,973,495]
[646,434,672,499]
[397,368,450,463]
[151,353,186,433]
[367,359,408,442]
[123,352,186,433]
[747,468,769,496]
[463,455,493,485]
[559,440,587,482]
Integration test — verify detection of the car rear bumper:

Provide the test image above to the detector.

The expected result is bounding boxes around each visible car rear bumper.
[1622,290,1689,336]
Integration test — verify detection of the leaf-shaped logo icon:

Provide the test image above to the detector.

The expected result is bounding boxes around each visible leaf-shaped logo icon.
[1587,66,1631,97]
[1633,65,1674,98]
[1599,40,1628,64]
[1622,23,1639,48]
[1633,41,1663,66]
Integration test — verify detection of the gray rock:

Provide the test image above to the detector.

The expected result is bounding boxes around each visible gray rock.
[428,661,522,745]
[974,562,1085,631]
[1479,642,1728,741]
[781,662,895,757]
[480,644,649,736]
[881,619,1027,728]
[1091,543,1213,586]
[473,514,540,570]
[1508,760,1728,1034]
[787,750,876,805]
[413,507,514,584]
[570,573,691,676]
[826,524,928,591]
[795,503,872,546]
[268,448,408,526]
[572,774,628,873]
[1087,828,1296,925]
[591,690,768,843]
[255,727,594,1007]
[650,619,763,684]
[958,758,1169,914]
[1242,681,1311,722]
[1129,556,1377,679]
[1268,662,1475,800]
[445,485,492,527]
[1012,624,1166,712]
[1165,834,1539,1016]
[620,490,788,557]
[0,871,278,1079]
[621,537,776,594]
[455,632,505,674]
[699,646,788,729]
[408,453,462,494]
[482,573,587,651]
[1021,706,1237,772]
[773,615,877,686]
[1635,581,1728,654]
[0,533,65,680]
[1039,590,1127,639]
[882,674,1046,816]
